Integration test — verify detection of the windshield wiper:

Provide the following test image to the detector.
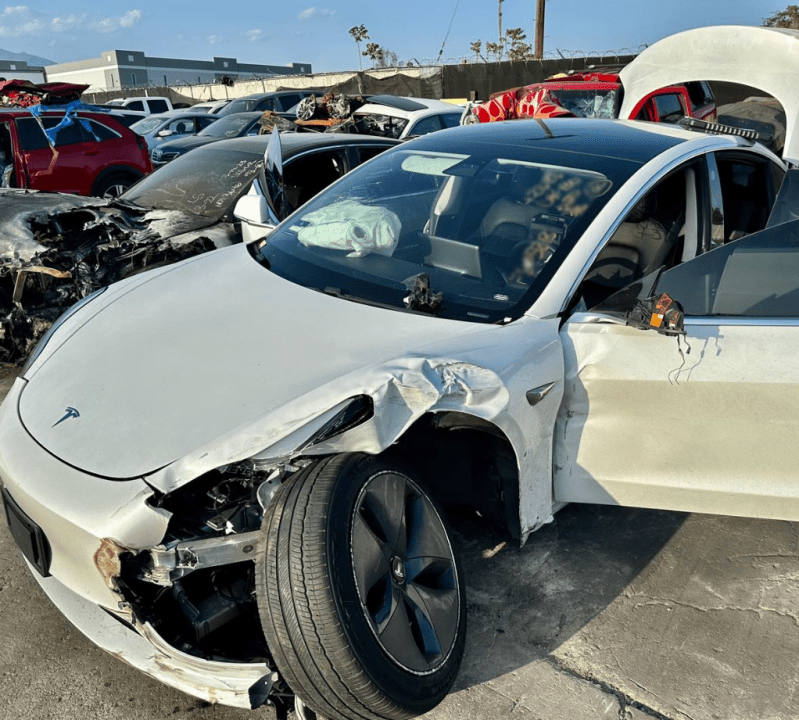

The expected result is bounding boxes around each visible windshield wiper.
[402,273,443,314]
[318,286,402,312]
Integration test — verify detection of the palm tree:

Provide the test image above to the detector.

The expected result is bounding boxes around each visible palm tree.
[349,25,369,71]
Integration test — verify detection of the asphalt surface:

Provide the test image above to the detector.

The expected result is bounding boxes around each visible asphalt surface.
[1,363,798,720]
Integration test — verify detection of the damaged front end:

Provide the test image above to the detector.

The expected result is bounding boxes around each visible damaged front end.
[0,200,226,364]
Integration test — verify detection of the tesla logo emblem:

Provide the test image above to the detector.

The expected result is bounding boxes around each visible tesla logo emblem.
[52,407,80,427]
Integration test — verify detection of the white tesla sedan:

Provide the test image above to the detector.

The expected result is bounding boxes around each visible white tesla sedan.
[3,25,799,720]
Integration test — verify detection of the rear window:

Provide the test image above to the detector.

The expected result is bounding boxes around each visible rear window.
[148,99,169,114]
[653,94,685,123]
[685,81,714,110]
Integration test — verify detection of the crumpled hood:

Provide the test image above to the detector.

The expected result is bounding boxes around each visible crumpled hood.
[18,244,479,479]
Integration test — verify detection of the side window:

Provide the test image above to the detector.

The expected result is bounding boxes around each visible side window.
[355,146,388,164]
[654,223,799,317]
[127,100,144,111]
[580,163,700,309]
[83,119,120,141]
[652,93,685,123]
[16,118,50,151]
[197,116,216,130]
[169,119,193,134]
[278,94,301,111]
[685,81,714,112]
[258,98,277,112]
[284,150,346,208]
[714,153,784,242]
[406,116,443,137]
[16,117,86,149]
[440,113,462,129]
[149,100,169,114]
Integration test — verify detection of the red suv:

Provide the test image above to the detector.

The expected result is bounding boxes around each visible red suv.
[0,108,153,197]
[467,70,716,125]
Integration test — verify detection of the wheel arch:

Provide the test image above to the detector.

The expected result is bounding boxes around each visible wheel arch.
[352,410,523,540]
[90,165,144,196]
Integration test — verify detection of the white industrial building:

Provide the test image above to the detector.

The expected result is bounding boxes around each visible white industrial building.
[44,50,312,91]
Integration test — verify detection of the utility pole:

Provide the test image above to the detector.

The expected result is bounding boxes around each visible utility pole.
[498,0,503,52]
[534,0,546,59]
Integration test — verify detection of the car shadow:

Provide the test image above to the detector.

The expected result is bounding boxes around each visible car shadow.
[446,503,687,689]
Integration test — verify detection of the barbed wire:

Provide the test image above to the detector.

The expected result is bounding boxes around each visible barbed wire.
[82,45,649,99]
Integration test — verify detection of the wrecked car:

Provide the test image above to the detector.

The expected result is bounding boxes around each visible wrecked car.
[262,93,464,140]
[463,68,716,125]
[2,23,799,720]
[0,132,398,363]
[0,79,153,197]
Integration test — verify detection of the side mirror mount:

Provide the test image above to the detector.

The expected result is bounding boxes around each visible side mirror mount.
[626,292,685,336]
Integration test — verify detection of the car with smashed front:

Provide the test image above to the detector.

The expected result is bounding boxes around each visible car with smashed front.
[2,24,799,720]
[0,131,398,363]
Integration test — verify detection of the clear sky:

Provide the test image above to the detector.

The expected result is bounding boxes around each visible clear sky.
[1,1,783,72]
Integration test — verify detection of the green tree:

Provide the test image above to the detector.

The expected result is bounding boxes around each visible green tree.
[363,42,385,68]
[506,27,533,61]
[764,5,799,27]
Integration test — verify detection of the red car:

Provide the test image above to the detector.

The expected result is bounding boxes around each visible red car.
[468,70,717,125]
[0,104,153,197]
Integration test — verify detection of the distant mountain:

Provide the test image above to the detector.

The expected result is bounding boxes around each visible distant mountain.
[0,48,54,67]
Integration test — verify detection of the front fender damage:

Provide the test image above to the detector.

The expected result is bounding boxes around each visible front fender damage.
[146,357,511,495]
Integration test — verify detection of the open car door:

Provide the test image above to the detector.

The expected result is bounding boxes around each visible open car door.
[554,219,799,521]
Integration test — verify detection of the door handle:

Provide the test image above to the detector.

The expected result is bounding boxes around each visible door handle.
[526,382,556,406]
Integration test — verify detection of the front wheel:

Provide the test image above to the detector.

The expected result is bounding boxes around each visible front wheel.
[256,453,466,720]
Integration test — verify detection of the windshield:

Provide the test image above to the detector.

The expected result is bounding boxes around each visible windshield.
[121,145,263,219]
[219,98,258,116]
[198,114,257,139]
[549,89,617,118]
[130,117,164,135]
[260,145,632,323]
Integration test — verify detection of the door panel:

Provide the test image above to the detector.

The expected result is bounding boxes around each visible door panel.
[555,317,799,520]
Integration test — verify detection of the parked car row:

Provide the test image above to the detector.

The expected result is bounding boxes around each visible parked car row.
[2,24,799,720]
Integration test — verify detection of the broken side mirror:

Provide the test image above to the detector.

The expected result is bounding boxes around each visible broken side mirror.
[626,292,685,336]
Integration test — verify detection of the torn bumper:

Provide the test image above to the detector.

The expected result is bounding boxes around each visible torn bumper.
[27,565,271,708]
[0,377,273,707]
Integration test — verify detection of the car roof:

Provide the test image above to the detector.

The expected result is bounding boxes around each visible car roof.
[354,98,461,121]
[203,132,401,160]
[145,111,218,121]
[404,117,693,164]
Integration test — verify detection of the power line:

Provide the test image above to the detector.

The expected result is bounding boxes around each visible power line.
[436,0,462,62]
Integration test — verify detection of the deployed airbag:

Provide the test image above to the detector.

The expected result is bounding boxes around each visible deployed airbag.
[295,200,400,257]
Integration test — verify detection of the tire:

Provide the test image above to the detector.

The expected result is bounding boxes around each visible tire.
[92,171,137,199]
[256,453,466,720]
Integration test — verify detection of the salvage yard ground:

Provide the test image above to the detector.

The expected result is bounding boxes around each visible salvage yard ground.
[1,365,798,720]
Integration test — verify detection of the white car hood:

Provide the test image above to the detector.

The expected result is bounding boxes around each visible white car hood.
[18,244,479,479]
[619,25,799,163]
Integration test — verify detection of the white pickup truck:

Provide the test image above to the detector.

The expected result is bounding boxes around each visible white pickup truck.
[105,96,174,114]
